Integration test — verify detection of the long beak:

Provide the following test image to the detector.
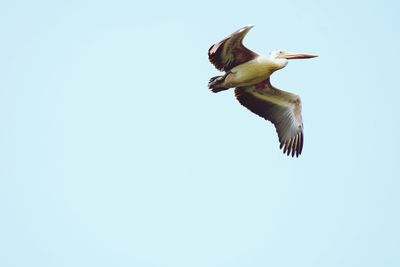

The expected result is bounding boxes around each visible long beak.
[283,52,318,59]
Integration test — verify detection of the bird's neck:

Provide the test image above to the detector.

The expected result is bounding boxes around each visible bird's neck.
[269,57,288,71]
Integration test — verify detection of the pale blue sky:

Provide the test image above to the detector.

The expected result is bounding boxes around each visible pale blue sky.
[1,0,399,266]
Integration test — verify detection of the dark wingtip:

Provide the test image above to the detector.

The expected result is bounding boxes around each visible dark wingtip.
[280,132,303,158]
[239,24,255,32]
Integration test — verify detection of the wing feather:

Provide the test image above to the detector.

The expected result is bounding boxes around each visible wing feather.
[234,80,304,157]
[208,25,258,72]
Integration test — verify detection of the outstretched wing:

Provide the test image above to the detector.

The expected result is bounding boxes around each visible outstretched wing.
[208,25,258,72]
[234,80,304,157]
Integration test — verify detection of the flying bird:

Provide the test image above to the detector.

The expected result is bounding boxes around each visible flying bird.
[208,25,318,157]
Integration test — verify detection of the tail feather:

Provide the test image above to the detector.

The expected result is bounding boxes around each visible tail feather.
[208,75,228,93]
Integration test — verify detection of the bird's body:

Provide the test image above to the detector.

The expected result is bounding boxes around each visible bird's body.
[223,56,286,88]
[207,25,318,157]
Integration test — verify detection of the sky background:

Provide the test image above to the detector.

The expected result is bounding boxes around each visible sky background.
[1,0,399,266]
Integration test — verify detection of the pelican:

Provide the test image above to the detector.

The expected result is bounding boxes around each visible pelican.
[208,25,318,157]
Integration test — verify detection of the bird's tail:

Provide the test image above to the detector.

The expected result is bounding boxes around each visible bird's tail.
[208,75,229,93]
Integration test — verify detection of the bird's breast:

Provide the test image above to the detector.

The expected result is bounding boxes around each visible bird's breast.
[228,57,276,87]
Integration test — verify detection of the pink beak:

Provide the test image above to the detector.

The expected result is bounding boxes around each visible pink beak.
[283,52,319,59]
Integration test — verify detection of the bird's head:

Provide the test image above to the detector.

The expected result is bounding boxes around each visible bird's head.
[270,50,318,60]
[269,50,318,70]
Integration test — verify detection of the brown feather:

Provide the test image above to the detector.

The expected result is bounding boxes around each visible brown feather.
[208,25,258,72]
[234,79,304,157]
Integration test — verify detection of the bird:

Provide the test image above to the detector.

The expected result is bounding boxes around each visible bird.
[208,25,318,157]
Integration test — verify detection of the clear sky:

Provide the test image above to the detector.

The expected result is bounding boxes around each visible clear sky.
[1,0,399,266]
